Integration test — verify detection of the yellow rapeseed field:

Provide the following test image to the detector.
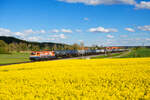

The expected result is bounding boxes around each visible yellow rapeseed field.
[0,58,150,100]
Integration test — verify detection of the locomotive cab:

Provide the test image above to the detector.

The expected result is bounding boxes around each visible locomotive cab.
[30,51,41,61]
[30,51,56,61]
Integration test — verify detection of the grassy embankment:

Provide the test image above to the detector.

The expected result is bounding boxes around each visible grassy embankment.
[91,47,150,59]
[121,47,150,58]
[0,53,30,65]
[91,52,123,59]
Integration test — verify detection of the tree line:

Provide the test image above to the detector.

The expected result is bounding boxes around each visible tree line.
[0,40,104,54]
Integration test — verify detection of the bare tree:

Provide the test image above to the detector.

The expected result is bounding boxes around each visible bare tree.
[72,43,80,50]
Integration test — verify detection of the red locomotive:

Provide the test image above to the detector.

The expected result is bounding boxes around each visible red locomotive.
[30,51,56,61]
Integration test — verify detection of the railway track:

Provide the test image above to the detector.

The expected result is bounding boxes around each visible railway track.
[0,54,101,66]
[0,52,125,66]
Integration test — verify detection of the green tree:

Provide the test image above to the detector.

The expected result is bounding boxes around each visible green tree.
[18,43,28,51]
[43,44,50,51]
[32,45,40,51]
[27,44,32,51]
[0,40,9,54]
[8,42,19,52]
[52,44,57,50]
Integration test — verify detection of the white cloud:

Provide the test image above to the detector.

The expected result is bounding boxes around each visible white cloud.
[48,38,56,41]
[51,29,60,33]
[61,29,72,33]
[103,39,116,45]
[76,29,82,32]
[60,34,66,39]
[27,36,40,41]
[39,30,46,34]
[27,36,49,42]
[0,28,25,37]
[135,1,150,9]
[15,32,25,37]
[50,34,66,39]
[0,28,11,36]
[78,40,84,42]
[58,0,136,5]
[89,26,118,33]
[23,29,46,34]
[146,38,150,41]
[23,29,35,34]
[50,29,73,33]
[107,34,114,38]
[0,28,48,41]
[0,28,10,33]
[138,25,150,31]
[83,17,89,21]
[120,35,128,38]
[0,27,67,42]
[50,34,60,38]
[125,28,135,32]
[58,0,150,10]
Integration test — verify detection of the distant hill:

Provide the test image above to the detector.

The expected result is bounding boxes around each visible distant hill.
[0,36,28,44]
[1,36,149,49]
[0,36,68,48]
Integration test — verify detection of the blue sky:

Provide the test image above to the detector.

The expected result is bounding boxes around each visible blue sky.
[0,0,150,46]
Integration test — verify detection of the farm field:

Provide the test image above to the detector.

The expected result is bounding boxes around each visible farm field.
[91,48,150,59]
[0,58,150,99]
[0,53,30,65]
[91,52,123,59]
[122,48,150,58]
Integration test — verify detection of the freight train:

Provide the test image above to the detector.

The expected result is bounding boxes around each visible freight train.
[30,49,126,61]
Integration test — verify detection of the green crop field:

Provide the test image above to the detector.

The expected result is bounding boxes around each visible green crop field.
[0,53,30,65]
[91,52,123,59]
[122,48,150,58]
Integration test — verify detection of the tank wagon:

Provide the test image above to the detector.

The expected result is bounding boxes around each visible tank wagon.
[30,48,126,61]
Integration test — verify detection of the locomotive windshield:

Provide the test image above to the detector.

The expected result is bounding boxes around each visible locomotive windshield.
[31,52,36,55]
